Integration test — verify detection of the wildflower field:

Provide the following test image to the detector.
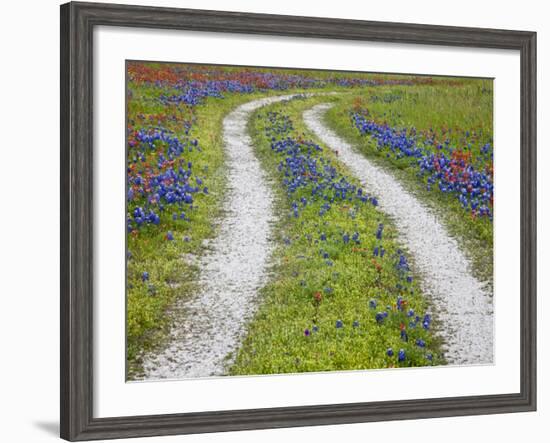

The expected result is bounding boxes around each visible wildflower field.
[126,62,493,380]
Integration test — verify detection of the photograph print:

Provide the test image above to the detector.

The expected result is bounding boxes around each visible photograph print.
[125,61,494,381]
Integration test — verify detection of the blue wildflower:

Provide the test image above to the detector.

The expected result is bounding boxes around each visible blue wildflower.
[376,223,384,240]
[422,314,432,330]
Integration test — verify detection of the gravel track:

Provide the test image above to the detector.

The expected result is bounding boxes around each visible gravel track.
[303,103,493,365]
[140,94,302,380]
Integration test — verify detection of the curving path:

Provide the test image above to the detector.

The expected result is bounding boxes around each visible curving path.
[303,103,494,365]
[140,94,303,380]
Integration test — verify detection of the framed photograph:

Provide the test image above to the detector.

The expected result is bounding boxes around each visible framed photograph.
[60,1,536,440]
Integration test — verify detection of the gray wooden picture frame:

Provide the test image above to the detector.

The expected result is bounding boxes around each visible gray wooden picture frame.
[60,1,537,440]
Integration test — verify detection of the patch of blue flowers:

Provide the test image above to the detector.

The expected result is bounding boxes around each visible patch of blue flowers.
[351,112,493,219]
[264,111,378,218]
[127,122,206,232]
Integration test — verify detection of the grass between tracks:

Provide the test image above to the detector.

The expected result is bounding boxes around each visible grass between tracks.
[230,95,442,375]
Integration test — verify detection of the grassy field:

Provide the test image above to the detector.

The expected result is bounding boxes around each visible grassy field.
[230,95,441,374]
[126,62,492,378]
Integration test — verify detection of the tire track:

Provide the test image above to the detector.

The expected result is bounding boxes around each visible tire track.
[303,103,493,365]
[139,94,303,379]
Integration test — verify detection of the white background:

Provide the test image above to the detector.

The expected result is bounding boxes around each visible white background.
[0,0,546,442]
[95,27,520,417]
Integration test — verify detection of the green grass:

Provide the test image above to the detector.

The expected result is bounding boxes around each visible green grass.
[323,82,494,284]
[229,95,441,375]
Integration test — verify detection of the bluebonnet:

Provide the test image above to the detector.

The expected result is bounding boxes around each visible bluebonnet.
[376,223,384,240]
[396,254,410,273]
[422,314,432,330]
